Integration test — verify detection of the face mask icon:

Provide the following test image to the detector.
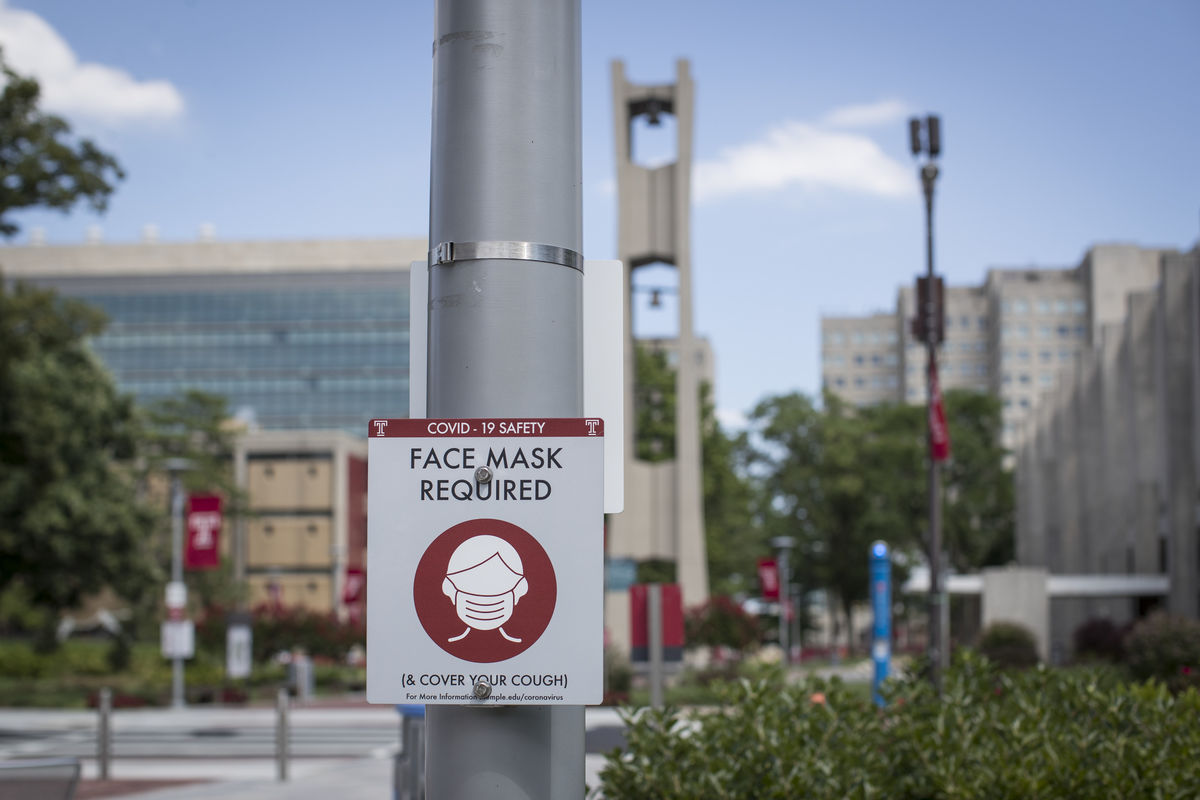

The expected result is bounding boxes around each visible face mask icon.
[441,535,529,644]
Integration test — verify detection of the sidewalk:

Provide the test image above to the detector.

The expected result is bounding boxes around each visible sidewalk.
[85,755,394,800]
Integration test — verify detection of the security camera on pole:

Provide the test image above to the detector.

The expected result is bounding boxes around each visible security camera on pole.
[908,114,950,692]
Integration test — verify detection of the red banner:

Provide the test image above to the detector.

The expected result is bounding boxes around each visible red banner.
[629,584,684,663]
[757,557,780,600]
[343,567,365,605]
[185,494,222,570]
[929,362,951,462]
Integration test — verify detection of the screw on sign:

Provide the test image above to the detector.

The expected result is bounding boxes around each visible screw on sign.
[413,518,556,663]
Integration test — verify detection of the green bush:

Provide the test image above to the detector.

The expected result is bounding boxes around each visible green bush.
[978,620,1039,668]
[684,596,760,653]
[1125,612,1200,693]
[598,652,1200,799]
[1072,617,1127,663]
[0,643,45,678]
[195,604,364,663]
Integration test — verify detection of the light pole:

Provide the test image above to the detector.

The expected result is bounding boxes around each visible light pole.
[908,115,945,692]
[164,457,191,709]
[770,536,795,663]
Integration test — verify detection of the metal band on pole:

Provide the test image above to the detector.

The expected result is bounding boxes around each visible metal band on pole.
[431,241,584,272]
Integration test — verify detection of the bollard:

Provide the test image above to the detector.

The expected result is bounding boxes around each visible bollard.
[98,687,112,780]
[275,687,289,782]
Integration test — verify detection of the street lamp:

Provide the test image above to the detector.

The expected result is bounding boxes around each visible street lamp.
[908,114,946,692]
[164,457,192,709]
[770,536,795,663]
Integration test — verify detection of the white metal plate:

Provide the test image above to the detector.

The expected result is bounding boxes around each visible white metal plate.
[366,417,604,706]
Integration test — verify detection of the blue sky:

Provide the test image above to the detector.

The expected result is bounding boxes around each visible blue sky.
[3,0,1198,427]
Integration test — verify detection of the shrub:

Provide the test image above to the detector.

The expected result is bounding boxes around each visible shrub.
[194,604,365,663]
[684,596,760,653]
[978,620,1039,668]
[1072,617,1126,663]
[1125,612,1200,693]
[598,652,1200,799]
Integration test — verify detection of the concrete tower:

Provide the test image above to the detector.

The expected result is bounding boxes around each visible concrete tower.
[607,60,709,651]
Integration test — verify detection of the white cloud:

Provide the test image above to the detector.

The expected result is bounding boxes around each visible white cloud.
[694,117,914,204]
[822,98,912,129]
[0,1,184,125]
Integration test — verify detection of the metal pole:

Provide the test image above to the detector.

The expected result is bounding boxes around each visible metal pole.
[425,0,583,797]
[771,537,794,663]
[648,584,664,707]
[922,162,943,693]
[97,687,111,780]
[275,687,289,782]
[170,473,186,709]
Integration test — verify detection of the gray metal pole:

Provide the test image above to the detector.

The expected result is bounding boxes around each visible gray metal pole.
[275,687,289,782]
[922,162,943,693]
[170,474,186,710]
[98,687,111,780]
[425,0,583,798]
[771,537,793,663]
[648,584,664,708]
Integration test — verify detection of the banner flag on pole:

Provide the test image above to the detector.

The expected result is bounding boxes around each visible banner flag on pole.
[184,494,222,570]
[929,362,951,462]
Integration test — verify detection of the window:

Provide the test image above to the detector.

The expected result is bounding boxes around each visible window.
[977,317,988,330]
[1075,325,1087,337]
[1039,373,1055,386]
[1039,325,1053,338]
[854,354,865,366]
[1019,373,1031,384]
[852,332,864,344]
[1035,300,1051,314]
[1073,299,1087,314]
[1055,300,1070,314]
[1040,350,1052,363]
[827,332,844,345]
[1058,325,1071,338]
[1060,349,1073,361]
[960,315,971,328]
[854,377,865,387]
[1012,300,1028,314]
[1018,349,1030,361]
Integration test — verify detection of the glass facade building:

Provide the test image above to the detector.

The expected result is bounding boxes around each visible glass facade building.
[5,239,422,434]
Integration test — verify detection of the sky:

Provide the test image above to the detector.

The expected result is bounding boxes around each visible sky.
[2,0,1198,429]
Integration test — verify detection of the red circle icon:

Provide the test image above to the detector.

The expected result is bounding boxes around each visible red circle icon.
[413,518,556,663]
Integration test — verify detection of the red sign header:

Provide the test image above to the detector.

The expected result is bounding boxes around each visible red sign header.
[368,418,603,438]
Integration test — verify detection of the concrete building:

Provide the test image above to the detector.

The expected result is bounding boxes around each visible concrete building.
[236,430,367,617]
[821,244,1167,451]
[1014,245,1200,653]
[607,60,709,656]
[2,237,424,432]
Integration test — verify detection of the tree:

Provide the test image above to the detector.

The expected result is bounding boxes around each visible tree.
[0,48,124,237]
[746,388,1014,653]
[0,282,158,640]
[138,390,248,615]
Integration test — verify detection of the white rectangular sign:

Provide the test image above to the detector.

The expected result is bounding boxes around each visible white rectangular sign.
[366,418,604,706]
[161,620,195,659]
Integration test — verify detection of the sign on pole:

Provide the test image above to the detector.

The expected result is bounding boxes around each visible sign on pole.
[366,418,604,705]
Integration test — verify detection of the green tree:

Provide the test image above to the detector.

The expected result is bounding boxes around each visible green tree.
[746,388,1014,652]
[0,282,157,641]
[139,390,247,615]
[0,48,124,237]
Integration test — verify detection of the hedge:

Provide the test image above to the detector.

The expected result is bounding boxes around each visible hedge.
[598,652,1200,799]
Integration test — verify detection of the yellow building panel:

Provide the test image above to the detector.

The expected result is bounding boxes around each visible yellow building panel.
[247,574,333,613]
[247,459,333,511]
[246,516,334,568]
